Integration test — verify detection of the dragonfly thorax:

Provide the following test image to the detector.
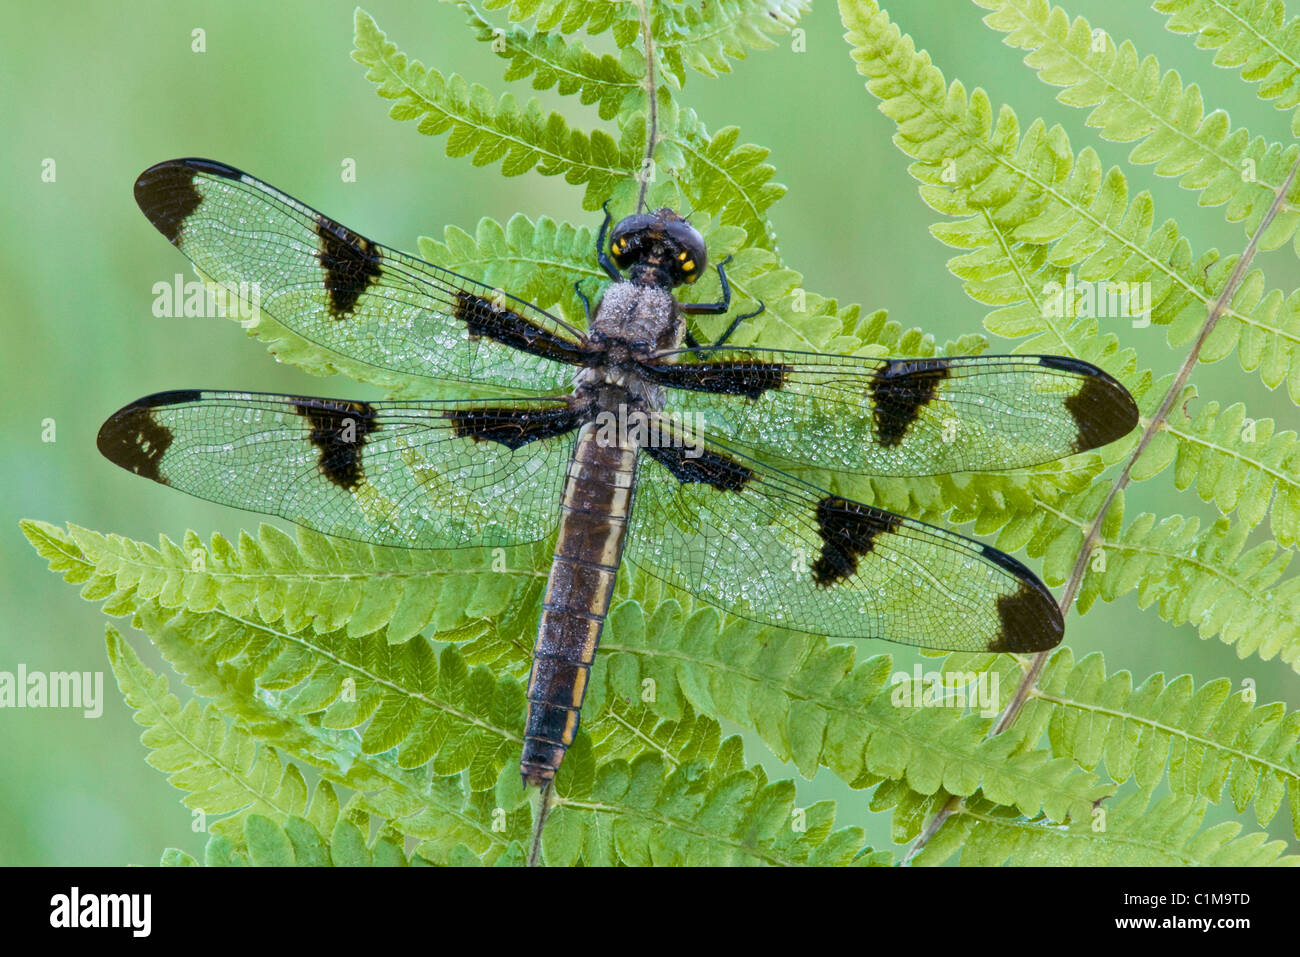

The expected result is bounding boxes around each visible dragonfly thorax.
[589,280,682,352]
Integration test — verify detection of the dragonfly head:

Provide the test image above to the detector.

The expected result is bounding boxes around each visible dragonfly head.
[610,208,707,287]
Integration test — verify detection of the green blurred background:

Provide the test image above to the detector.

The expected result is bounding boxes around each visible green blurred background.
[1,0,1296,865]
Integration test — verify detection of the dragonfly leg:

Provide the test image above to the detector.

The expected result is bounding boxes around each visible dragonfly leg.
[597,201,620,281]
[679,256,764,347]
[711,300,765,348]
[573,281,593,324]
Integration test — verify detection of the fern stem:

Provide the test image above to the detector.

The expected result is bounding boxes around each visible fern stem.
[905,152,1300,864]
[635,0,659,213]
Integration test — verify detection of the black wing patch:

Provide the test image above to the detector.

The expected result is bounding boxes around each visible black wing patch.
[314,218,382,319]
[134,162,206,244]
[642,444,753,490]
[447,403,585,449]
[93,389,202,484]
[868,358,952,447]
[809,497,903,587]
[1036,354,1140,453]
[292,398,380,490]
[453,290,590,367]
[639,359,791,399]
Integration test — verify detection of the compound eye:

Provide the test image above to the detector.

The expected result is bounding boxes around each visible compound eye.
[677,249,699,283]
[610,234,637,269]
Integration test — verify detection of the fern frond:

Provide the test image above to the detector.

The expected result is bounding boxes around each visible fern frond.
[670,108,785,247]
[853,11,1300,655]
[34,519,1108,826]
[115,566,873,865]
[480,0,641,44]
[117,617,516,865]
[1143,395,1300,547]
[1081,514,1300,667]
[534,707,891,866]
[905,126,1300,662]
[655,0,809,85]
[1155,0,1300,122]
[354,10,632,210]
[455,1,640,121]
[842,0,1300,403]
[21,520,545,646]
[129,600,524,789]
[920,430,1300,671]
[894,380,1300,670]
[1016,648,1300,832]
[65,528,1116,864]
[358,10,785,245]
[183,813,424,867]
[542,757,886,866]
[133,598,540,861]
[917,789,1299,865]
[107,624,333,833]
[117,595,895,865]
[976,0,1300,251]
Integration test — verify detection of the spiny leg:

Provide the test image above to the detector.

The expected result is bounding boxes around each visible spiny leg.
[680,256,764,348]
[711,300,766,348]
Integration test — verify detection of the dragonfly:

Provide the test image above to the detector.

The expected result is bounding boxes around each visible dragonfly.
[100,158,1139,794]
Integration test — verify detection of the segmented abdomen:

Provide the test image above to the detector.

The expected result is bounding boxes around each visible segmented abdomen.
[521,421,637,786]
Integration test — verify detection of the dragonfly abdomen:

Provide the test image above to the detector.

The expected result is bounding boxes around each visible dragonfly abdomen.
[521,421,638,786]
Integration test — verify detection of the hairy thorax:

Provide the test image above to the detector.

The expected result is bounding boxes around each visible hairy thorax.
[589,281,679,349]
[575,280,682,414]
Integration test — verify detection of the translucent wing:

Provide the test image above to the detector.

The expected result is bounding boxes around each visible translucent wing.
[97,390,582,549]
[134,158,589,394]
[649,350,1138,476]
[626,428,1062,652]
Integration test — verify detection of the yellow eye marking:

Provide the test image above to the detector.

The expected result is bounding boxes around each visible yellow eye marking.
[682,260,695,272]
[678,250,688,260]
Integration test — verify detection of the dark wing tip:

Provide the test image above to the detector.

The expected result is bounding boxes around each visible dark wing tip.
[134,158,242,245]
[1035,355,1140,453]
[97,391,200,483]
[980,545,1064,653]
